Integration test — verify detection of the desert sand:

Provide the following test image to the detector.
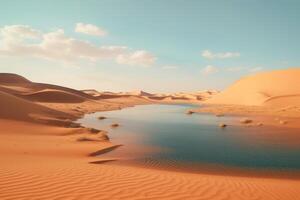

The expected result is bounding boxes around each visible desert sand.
[205,68,300,106]
[193,68,300,128]
[1,72,300,200]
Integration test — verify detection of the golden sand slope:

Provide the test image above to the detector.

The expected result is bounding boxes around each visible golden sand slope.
[194,68,300,127]
[207,68,300,106]
[0,73,126,121]
[22,89,87,103]
[0,90,72,122]
[0,73,98,101]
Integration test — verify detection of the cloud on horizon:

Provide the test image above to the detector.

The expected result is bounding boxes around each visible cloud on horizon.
[75,23,107,37]
[116,50,156,66]
[201,50,240,59]
[0,24,155,67]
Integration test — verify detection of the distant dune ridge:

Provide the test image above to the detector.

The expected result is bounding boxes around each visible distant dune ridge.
[0,73,216,124]
[81,89,218,102]
[206,68,300,106]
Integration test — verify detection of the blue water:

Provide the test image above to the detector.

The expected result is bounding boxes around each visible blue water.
[78,104,300,170]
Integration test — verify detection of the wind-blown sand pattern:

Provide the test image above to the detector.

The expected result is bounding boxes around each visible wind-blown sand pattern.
[1,72,300,200]
[1,161,300,200]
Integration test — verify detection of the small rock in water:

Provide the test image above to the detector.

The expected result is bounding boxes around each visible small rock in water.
[186,110,195,115]
[215,113,224,117]
[98,116,107,120]
[219,123,227,128]
[99,133,109,141]
[111,123,120,128]
[88,128,101,134]
[69,123,81,128]
[240,118,253,124]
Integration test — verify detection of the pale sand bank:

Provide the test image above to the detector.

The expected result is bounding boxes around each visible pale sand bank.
[193,68,300,128]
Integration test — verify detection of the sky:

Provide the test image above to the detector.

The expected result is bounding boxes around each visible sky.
[0,0,299,92]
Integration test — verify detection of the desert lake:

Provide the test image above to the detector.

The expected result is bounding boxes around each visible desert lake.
[79,104,300,171]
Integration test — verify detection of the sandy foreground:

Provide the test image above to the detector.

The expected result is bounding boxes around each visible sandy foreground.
[1,121,300,200]
[1,73,300,200]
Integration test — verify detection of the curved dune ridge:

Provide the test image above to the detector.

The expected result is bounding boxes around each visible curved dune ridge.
[0,73,149,124]
[0,73,32,85]
[0,90,72,122]
[263,94,300,106]
[0,161,299,200]
[206,68,300,106]
[21,89,87,103]
[0,73,102,124]
[0,73,97,102]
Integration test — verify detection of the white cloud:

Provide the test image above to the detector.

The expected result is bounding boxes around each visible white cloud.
[201,65,219,75]
[162,65,178,70]
[116,50,156,66]
[0,24,155,66]
[0,25,41,48]
[201,50,240,59]
[75,23,107,37]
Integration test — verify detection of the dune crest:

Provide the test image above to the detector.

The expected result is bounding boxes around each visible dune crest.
[0,90,72,123]
[206,68,300,106]
[0,73,32,85]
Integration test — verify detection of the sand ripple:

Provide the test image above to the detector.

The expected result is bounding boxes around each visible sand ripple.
[0,160,299,200]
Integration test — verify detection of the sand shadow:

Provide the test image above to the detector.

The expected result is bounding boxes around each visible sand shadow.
[89,159,118,164]
[88,144,123,157]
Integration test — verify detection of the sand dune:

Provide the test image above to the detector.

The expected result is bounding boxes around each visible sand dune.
[81,89,218,103]
[143,90,218,103]
[81,89,102,97]
[0,90,72,123]
[21,89,87,103]
[207,68,300,106]
[194,68,300,128]
[0,73,122,119]
[263,94,300,106]
[35,82,97,100]
[0,73,97,101]
[124,90,154,97]
[0,73,32,85]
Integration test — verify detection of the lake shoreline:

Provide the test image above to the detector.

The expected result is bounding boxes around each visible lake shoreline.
[79,104,300,177]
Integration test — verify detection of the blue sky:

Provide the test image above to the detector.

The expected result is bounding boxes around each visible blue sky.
[0,0,299,92]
